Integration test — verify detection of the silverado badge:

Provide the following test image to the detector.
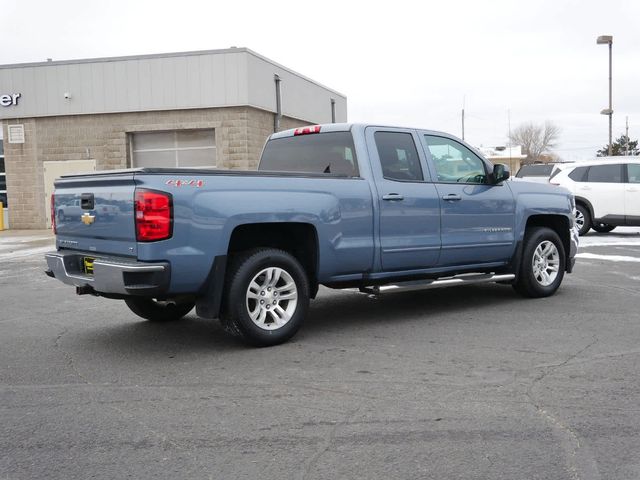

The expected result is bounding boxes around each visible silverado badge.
[81,213,95,225]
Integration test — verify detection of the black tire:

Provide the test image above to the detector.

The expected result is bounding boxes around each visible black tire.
[575,204,591,236]
[220,248,310,347]
[513,227,566,298]
[591,223,616,233]
[124,297,194,322]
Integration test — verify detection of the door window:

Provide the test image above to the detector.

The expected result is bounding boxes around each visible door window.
[424,135,488,184]
[627,164,640,183]
[586,164,623,183]
[568,166,588,182]
[374,132,423,182]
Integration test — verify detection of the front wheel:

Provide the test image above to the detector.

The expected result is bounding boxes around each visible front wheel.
[124,297,195,322]
[220,248,309,347]
[513,227,566,298]
[591,223,616,233]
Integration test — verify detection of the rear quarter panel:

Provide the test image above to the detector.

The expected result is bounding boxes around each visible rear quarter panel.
[134,173,375,293]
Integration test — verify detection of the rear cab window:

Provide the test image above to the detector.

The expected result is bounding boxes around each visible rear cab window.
[516,164,554,178]
[259,131,359,176]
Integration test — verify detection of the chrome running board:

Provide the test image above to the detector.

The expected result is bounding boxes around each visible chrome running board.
[358,273,515,296]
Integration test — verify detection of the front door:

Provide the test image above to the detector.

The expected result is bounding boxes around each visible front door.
[625,163,640,223]
[421,134,516,267]
[579,163,625,222]
[366,128,441,271]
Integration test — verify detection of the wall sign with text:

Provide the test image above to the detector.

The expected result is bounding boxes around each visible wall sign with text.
[0,93,21,107]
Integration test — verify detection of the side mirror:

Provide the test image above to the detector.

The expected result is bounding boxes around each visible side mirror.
[492,163,510,183]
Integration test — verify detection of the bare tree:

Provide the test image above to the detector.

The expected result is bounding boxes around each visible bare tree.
[508,121,561,164]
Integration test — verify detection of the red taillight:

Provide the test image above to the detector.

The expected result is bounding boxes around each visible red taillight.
[51,193,56,234]
[135,189,172,242]
[293,125,321,136]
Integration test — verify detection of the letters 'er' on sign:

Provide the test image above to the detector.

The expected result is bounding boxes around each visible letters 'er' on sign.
[0,93,21,107]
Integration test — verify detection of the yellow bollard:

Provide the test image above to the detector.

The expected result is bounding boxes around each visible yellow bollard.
[0,201,4,230]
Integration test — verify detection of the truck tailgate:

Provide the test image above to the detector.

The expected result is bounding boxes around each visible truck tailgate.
[53,172,138,257]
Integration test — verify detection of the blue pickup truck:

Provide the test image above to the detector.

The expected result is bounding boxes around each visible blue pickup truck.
[45,123,578,346]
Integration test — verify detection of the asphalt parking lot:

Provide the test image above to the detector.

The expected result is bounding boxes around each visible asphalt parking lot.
[1,229,640,480]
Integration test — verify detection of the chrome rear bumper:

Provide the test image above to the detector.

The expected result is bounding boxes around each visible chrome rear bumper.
[45,250,170,296]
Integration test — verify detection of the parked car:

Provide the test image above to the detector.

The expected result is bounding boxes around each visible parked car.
[56,197,120,221]
[514,163,556,183]
[550,158,640,235]
[45,123,578,347]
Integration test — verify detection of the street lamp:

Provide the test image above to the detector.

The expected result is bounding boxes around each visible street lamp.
[597,35,613,156]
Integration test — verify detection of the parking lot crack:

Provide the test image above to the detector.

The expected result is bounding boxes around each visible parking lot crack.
[298,405,362,480]
[54,326,89,385]
[525,337,600,480]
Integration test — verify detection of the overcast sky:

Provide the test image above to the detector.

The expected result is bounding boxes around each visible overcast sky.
[2,0,639,160]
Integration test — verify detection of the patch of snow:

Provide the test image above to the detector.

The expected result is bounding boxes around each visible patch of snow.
[576,252,640,263]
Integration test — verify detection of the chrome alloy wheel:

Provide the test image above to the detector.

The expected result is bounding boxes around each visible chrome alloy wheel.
[532,240,560,287]
[246,267,298,330]
[574,209,585,231]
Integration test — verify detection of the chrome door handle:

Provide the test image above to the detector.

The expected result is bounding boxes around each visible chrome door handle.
[442,194,462,201]
[580,186,591,190]
[382,193,404,201]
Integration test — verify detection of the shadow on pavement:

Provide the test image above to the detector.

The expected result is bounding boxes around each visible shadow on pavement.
[78,283,551,353]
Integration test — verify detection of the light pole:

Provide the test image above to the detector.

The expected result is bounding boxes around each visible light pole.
[597,35,613,156]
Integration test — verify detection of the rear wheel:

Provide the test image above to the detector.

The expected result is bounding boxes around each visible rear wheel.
[124,297,195,322]
[575,204,591,236]
[591,223,616,233]
[220,248,309,347]
[513,227,566,298]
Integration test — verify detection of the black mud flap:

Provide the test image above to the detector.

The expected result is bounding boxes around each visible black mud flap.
[195,255,227,319]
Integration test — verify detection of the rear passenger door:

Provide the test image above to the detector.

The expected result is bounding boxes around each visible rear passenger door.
[421,134,516,267]
[365,128,441,271]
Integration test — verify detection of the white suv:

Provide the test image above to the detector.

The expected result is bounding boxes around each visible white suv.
[550,158,640,235]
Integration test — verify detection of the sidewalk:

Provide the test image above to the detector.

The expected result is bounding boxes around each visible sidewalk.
[0,229,55,261]
[0,229,53,238]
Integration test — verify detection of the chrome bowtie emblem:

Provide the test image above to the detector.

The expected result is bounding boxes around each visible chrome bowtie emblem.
[81,213,95,225]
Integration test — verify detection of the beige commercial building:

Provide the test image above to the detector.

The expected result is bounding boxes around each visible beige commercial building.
[0,48,347,229]
[477,145,527,174]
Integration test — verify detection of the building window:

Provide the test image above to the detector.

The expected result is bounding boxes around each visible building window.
[131,130,216,169]
[0,139,7,208]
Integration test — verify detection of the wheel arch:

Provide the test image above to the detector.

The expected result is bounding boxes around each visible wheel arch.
[196,222,320,320]
[574,196,595,219]
[227,222,319,292]
[524,214,571,271]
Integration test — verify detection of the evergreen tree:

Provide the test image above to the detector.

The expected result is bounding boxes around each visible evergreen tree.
[597,134,640,156]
